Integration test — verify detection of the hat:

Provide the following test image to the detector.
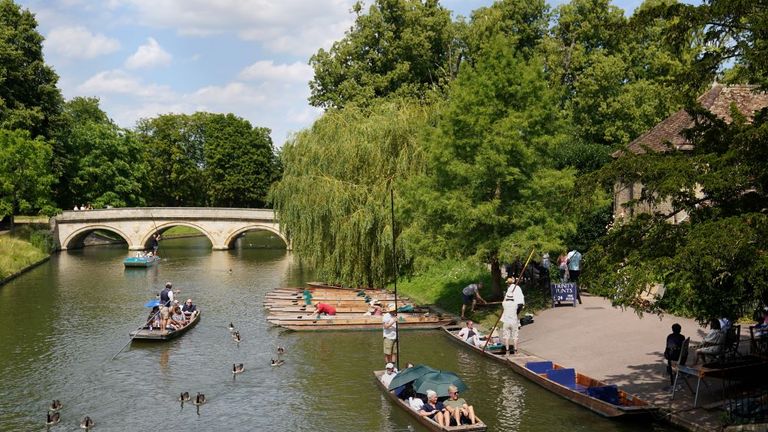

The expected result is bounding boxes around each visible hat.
[165,282,172,288]
[385,362,394,369]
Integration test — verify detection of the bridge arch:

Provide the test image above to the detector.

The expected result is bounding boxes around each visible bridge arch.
[223,224,289,249]
[62,224,131,250]
[140,222,215,249]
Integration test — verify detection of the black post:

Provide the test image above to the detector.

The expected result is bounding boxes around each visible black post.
[390,188,400,371]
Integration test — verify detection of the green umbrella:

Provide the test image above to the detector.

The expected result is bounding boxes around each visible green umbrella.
[387,364,438,391]
[413,371,468,397]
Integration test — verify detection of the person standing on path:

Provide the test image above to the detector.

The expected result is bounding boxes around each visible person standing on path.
[664,323,686,387]
[501,277,525,356]
[383,305,398,364]
[566,249,583,303]
[460,282,486,319]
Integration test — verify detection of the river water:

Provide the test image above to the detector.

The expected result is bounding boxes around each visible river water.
[0,234,674,431]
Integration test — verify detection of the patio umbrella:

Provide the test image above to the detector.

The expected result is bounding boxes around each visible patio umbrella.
[144,299,161,308]
[412,371,468,397]
[387,364,438,391]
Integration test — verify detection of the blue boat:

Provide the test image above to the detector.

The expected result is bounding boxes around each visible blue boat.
[123,254,160,268]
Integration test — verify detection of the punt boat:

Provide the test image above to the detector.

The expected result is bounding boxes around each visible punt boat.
[373,370,487,432]
[123,254,160,268]
[130,310,201,341]
[268,315,453,331]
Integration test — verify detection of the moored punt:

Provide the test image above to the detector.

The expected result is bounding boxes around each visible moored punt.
[373,370,487,432]
[130,310,201,341]
[266,304,430,314]
[267,309,431,319]
[123,255,160,267]
[264,293,403,302]
[269,315,454,331]
[263,299,399,309]
[441,326,657,418]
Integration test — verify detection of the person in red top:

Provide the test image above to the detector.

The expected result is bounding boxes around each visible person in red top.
[312,302,337,317]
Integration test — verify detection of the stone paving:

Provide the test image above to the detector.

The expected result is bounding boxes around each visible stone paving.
[511,293,739,431]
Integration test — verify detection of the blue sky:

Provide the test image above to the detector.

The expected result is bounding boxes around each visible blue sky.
[18,0,692,146]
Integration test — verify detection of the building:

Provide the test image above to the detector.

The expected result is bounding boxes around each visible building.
[613,84,768,222]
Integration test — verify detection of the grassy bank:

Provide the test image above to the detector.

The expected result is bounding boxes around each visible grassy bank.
[0,235,48,280]
[394,259,552,329]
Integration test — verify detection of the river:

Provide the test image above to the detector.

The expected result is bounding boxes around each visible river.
[0,234,674,431]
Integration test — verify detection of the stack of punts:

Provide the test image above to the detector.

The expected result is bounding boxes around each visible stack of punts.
[441,326,657,418]
[264,284,452,331]
[123,254,160,267]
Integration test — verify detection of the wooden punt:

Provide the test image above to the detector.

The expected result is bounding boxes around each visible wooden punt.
[266,304,429,314]
[263,299,399,308]
[267,309,434,319]
[123,255,160,267]
[373,370,487,432]
[130,310,201,341]
[269,315,454,331]
[272,286,388,295]
[441,326,657,418]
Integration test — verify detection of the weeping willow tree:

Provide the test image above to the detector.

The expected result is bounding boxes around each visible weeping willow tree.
[271,99,431,287]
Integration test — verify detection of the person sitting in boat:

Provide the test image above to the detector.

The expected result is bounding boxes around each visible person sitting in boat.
[311,302,337,318]
[169,306,187,330]
[380,362,398,388]
[147,306,161,330]
[418,390,447,427]
[458,320,483,347]
[443,385,478,426]
[182,298,197,318]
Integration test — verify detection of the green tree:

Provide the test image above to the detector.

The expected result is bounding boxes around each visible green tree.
[0,0,63,139]
[203,113,278,208]
[401,36,576,297]
[308,0,455,109]
[464,0,549,61]
[0,129,55,224]
[57,98,147,209]
[136,113,207,206]
[271,100,430,287]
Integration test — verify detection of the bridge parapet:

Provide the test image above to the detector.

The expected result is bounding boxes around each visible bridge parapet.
[53,207,287,251]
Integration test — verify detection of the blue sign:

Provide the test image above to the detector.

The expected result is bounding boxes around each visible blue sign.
[551,283,578,307]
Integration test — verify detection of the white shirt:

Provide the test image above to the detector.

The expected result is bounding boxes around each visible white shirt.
[409,397,424,411]
[501,284,524,323]
[383,313,397,339]
[381,370,397,388]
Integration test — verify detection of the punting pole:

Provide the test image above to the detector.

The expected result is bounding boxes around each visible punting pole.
[482,248,536,353]
[390,188,400,371]
[111,307,163,360]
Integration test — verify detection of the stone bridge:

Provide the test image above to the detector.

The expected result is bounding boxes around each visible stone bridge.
[51,207,288,251]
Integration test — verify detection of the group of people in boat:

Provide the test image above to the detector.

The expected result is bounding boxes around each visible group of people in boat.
[380,363,480,427]
[147,282,197,332]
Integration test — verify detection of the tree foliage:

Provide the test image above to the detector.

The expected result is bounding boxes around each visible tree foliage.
[56,97,146,209]
[308,0,455,109]
[0,129,55,220]
[0,0,62,139]
[401,36,576,297]
[271,100,430,287]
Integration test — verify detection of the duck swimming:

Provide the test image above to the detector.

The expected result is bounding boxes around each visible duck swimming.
[49,399,62,412]
[270,359,285,367]
[193,393,206,406]
[178,391,190,402]
[232,331,241,342]
[228,322,235,332]
[276,346,285,355]
[45,412,60,426]
[79,416,94,429]
[232,363,244,374]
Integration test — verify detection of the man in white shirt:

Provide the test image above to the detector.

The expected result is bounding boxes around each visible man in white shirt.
[457,320,482,347]
[380,362,398,387]
[501,277,525,356]
[383,305,398,364]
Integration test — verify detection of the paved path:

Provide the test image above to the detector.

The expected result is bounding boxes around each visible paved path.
[511,293,727,431]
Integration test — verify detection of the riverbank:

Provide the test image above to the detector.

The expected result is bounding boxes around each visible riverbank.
[0,236,49,284]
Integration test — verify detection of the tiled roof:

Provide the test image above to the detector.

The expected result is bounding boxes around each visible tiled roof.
[617,84,768,156]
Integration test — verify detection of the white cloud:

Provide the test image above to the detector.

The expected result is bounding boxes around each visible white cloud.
[125,37,172,69]
[44,26,120,59]
[238,60,312,83]
[122,0,355,55]
[189,82,268,106]
[78,69,173,98]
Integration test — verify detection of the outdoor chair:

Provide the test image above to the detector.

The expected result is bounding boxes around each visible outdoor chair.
[749,325,768,358]
[722,324,742,361]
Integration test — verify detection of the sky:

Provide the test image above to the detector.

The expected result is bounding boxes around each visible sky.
[19,0,662,146]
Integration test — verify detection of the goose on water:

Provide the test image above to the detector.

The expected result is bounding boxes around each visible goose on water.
[233,363,245,374]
